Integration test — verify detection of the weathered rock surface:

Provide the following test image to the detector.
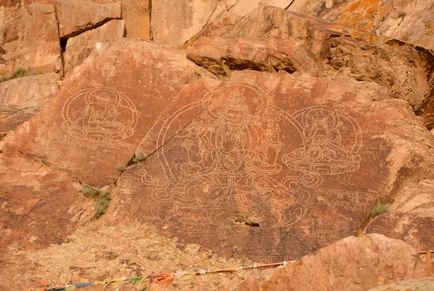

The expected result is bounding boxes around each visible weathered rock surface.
[0,0,18,7]
[419,56,434,131]
[0,149,92,290]
[0,2,433,291]
[147,0,434,51]
[166,7,434,261]
[226,0,293,16]
[238,234,427,290]
[55,0,121,38]
[105,67,432,262]
[187,6,432,108]
[121,0,150,40]
[317,0,434,51]
[0,73,59,134]
[0,152,93,251]
[1,39,210,186]
[285,0,434,51]
[0,3,60,76]
[64,20,125,74]
[0,157,93,290]
[151,0,294,47]
[368,180,434,252]
[151,0,220,47]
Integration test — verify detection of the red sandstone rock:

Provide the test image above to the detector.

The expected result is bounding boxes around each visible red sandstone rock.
[239,234,425,290]
[285,1,434,51]
[151,0,221,47]
[121,0,150,40]
[55,0,121,38]
[150,0,294,47]
[0,3,61,76]
[64,20,125,74]
[187,6,431,108]
[0,73,59,134]
[0,3,432,291]
[1,39,211,186]
[0,151,93,290]
[319,0,434,51]
[107,68,430,262]
[0,152,93,251]
[368,179,434,252]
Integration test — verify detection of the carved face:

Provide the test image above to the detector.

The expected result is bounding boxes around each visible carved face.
[218,97,251,130]
[303,109,342,148]
[88,91,116,120]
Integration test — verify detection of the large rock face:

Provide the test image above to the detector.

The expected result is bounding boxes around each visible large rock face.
[0,2,433,290]
[186,4,433,185]
[107,60,432,261]
[2,40,210,186]
[103,6,432,262]
[0,3,60,76]
[147,0,434,50]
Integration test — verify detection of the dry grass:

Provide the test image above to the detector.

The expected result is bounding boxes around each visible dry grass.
[21,222,259,290]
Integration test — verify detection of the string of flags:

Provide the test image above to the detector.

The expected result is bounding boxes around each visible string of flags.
[44,260,296,290]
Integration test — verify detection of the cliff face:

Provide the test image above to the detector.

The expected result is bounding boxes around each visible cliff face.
[0,1,433,290]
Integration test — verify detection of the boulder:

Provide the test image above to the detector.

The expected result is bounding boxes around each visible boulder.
[367,179,434,252]
[0,3,60,76]
[1,39,211,186]
[0,73,59,134]
[105,67,431,262]
[55,0,121,38]
[187,6,432,109]
[64,20,125,74]
[239,234,424,290]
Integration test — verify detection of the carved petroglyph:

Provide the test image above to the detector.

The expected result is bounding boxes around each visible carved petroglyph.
[139,83,363,230]
[282,106,362,188]
[62,88,138,150]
